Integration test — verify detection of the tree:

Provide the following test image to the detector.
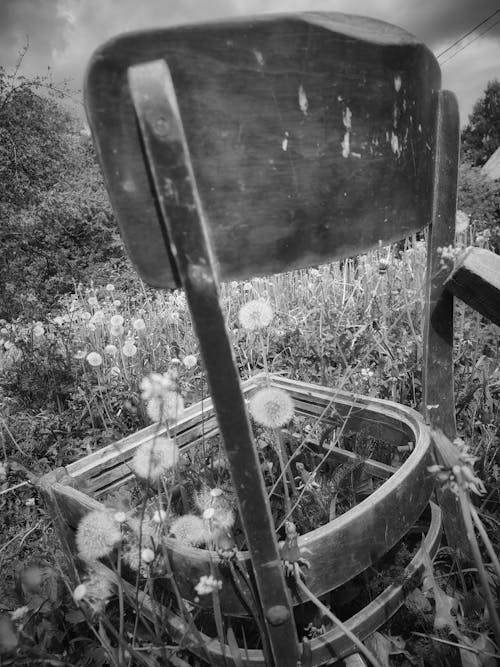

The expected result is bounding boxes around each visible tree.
[0,49,128,320]
[461,79,500,166]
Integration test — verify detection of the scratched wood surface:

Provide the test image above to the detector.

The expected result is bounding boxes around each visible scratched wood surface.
[85,12,440,288]
[445,247,500,327]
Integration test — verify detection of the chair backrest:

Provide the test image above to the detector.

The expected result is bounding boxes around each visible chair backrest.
[85,12,441,288]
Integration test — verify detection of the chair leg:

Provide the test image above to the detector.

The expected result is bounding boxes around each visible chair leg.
[423,90,471,559]
[128,60,300,666]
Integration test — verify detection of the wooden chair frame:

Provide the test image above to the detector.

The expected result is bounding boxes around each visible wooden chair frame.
[53,11,500,665]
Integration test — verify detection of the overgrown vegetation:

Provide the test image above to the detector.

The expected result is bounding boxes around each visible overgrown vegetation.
[1,65,500,666]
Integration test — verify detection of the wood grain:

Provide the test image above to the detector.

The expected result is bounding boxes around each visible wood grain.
[85,12,440,288]
[445,247,500,327]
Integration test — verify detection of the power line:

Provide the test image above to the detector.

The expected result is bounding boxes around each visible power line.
[440,15,500,65]
[437,7,500,59]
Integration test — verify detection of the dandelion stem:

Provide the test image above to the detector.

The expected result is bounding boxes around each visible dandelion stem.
[457,484,500,648]
[469,502,500,584]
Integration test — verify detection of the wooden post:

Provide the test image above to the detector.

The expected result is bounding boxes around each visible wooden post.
[128,60,300,666]
[423,90,471,558]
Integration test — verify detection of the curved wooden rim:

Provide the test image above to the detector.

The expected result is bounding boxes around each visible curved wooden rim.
[128,502,441,666]
[165,375,435,613]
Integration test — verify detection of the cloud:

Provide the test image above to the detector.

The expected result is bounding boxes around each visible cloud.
[0,0,70,69]
[1,0,499,123]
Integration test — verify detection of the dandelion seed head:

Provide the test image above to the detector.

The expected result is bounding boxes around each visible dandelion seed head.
[86,352,103,367]
[133,318,146,331]
[141,548,155,564]
[132,437,179,481]
[170,514,207,546]
[110,314,124,327]
[183,354,197,369]
[238,299,273,330]
[104,344,118,356]
[146,392,184,424]
[106,284,115,292]
[249,387,294,428]
[122,341,137,357]
[76,510,122,561]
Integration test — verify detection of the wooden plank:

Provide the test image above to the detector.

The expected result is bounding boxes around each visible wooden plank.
[128,60,300,664]
[85,12,440,288]
[445,247,500,327]
[422,90,470,558]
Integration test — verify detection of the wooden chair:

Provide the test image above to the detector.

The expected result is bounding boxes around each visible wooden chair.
[81,11,489,665]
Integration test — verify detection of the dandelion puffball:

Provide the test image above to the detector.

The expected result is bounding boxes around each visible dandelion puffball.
[238,299,273,330]
[76,510,122,561]
[183,354,197,369]
[86,352,103,367]
[132,437,179,481]
[146,392,184,424]
[249,387,294,429]
[169,514,207,546]
[122,341,137,357]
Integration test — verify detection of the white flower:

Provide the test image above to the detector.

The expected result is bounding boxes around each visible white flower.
[141,548,155,564]
[132,318,146,331]
[106,284,115,292]
[122,341,137,357]
[183,354,197,369]
[104,344,118,356]
[238,299,274,330]
[132,437,179,481]
[152,509,167,523]
[73,584,87,602]
[195,574,222,596]
[88,296,99,307]
[146,392,184,424]
[249,387,294,428]
[86,352,103,367]
[33,323,44,337]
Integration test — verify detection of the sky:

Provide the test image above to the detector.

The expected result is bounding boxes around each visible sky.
[0,0,499,127]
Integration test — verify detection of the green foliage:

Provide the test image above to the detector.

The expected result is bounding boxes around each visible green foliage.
[0,52,129,321]
[461,79,500,166]
[457,163,500,251]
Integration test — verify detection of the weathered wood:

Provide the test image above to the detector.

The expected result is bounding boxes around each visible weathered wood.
[44,374,434,617]
[128,61,300,665]
[422,90,470,558]
[85,12,440,288]
[445,247,500,327]
[89,503,441,666]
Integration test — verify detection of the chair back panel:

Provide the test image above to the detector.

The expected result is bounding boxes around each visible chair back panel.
[85,13,441,288]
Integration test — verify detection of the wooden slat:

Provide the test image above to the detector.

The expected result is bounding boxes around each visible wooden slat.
[128,60,300,664]
[445,247,500,327]
[85,12,440,288]
[421,90,471,558]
